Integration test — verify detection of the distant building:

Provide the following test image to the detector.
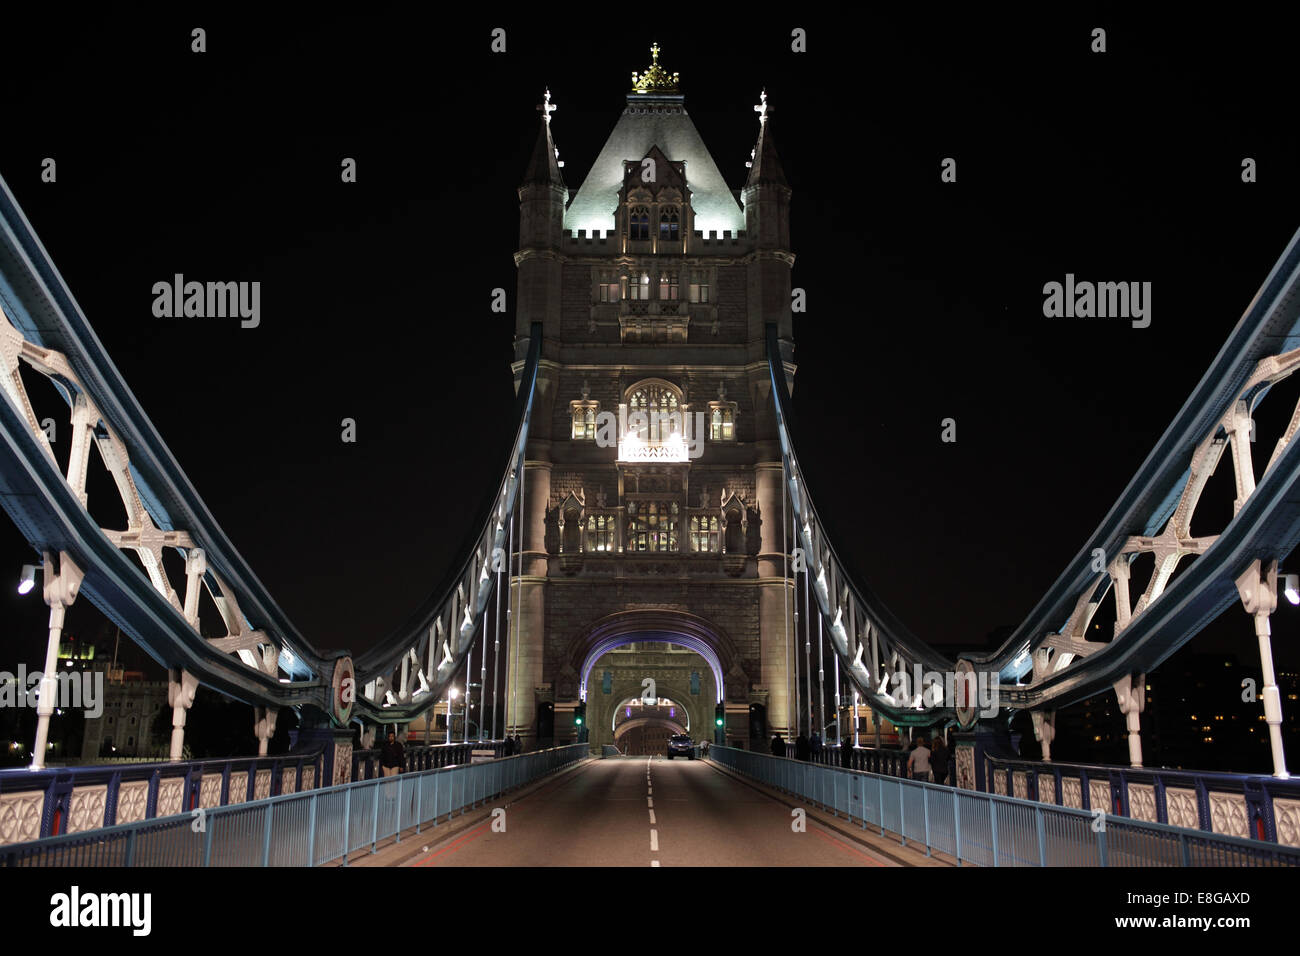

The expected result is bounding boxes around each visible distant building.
[1051,653,1298,773]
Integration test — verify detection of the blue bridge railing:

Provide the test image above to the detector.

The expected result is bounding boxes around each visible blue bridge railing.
[0,744,587,866]
[712,746,1300,867]
[982,753,1300,847]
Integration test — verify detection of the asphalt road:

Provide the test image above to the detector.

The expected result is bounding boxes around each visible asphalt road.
[407,756,894,867]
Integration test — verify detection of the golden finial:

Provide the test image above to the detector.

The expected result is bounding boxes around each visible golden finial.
[631,42,680,94]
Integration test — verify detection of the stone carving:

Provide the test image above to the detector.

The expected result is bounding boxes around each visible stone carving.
[1037,774,1056,805]
[255,769,273,800]
[955,746,975,790]
[332,744,352,787]
[67,785,108,834]
[1273,797,1300,848]
[1209,792,1249,839]
[116,781,149,824]
[282,768,296,795]
[993,769,1007,796]
[228,771,248,804]
[1012,771,1028,800]
[156,778,185,818]
[1127,783,1156,822]
[303,766,316,791]
[1061,776,1082,809]
[1165,787,1199,830]
[1089,779,1111,815]
[200,774,223,809]
[0,791,42,845]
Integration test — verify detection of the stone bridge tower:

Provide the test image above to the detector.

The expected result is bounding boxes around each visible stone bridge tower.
[507,47,795,750]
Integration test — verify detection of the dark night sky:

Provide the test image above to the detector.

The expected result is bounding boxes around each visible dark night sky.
[1,9,1298,675]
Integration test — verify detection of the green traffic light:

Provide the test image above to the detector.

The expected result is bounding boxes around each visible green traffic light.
[715,717,724,726]
[575,717,583,725]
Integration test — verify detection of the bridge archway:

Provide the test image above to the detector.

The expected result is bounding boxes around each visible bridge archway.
[574,610,738,705]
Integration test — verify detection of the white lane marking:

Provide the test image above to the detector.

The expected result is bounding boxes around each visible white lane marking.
[649,809,656,824]
[648,786,653,795]
[650,829,659,852]
[651,860,660,867]
[647,797,654,808]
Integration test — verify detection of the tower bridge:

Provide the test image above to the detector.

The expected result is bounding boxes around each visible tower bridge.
[0,45,1298,867]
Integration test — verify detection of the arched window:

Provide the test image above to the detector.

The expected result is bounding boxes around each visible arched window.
[629,206,650,241]
[585,514,615,552]
[570,398,599,440]
[690,515,719,552]
[659,207,679,242]
[627,384,681,441]
[709,405,735,440]
[627,500,678,552]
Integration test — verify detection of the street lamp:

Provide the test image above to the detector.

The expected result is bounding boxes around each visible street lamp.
[1283,573,1299,606]
[445,687,459,745]
[18,564,36,595]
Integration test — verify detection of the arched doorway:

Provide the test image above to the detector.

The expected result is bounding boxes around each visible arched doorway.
[565,610,747,749]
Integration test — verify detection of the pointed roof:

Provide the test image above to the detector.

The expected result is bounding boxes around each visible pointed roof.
[745,90,787,188]
[564,46,744,235]
[522,89,566,189]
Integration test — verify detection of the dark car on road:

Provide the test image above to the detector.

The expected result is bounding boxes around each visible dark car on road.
[666,734,695,759]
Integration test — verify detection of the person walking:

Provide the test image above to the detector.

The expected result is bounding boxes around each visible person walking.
[907,736,932,782]
[930,734,950,786]
[770,733,785,757]
[379,730,405,777]
[840,734,854,769]
[810,731,823,763]
[795,733,811,762]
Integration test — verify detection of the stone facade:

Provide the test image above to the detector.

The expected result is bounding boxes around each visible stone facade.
[506,59,795,750]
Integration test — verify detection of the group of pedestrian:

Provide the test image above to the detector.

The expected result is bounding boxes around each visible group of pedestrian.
[904,733,950,783]
[502,734,523,756]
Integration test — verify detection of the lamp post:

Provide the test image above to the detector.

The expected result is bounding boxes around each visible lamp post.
[445,686,459,745]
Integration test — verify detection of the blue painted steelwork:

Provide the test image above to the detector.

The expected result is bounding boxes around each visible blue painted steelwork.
[0,171,544,725]
[0,744,587,866]
[766,225,1300,721]
[710,746,1300,866]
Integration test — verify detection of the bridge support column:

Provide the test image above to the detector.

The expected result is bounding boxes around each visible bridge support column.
[506,455,549,751]
[30,551,84,771]
[1237,559,1290,778]
[168,668,199,761]
[254,706,279,756]
[1113,673,1145,768]
[756,461,791,739]
[1030,710,1056,762]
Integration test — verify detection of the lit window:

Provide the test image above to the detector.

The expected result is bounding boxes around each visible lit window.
[709,404,736,441]
[690,515,719,553]
[627,500,678,552]
[628,385,681,441]
[659,272,679,300]
[570,399,599,441]
[689,275,710,303]
[585,514,615,552]
[629,272,651,301]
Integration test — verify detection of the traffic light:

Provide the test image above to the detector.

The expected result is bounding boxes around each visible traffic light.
[574,702,585,727]
[715,702,725,728]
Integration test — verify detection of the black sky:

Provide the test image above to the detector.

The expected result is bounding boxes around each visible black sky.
[1,9,1298,674]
